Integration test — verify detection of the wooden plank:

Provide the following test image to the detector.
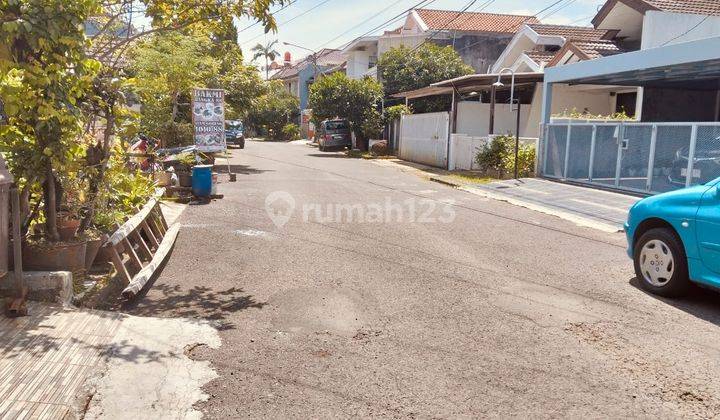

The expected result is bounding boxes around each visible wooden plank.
[148,209,165,238]
[122,237,143,272]
[107,246,131,285]
[131,230,153,262]
[157,203,169,230]
[141,220,159,249]
[121,223,180,300]
[105,188,165,246]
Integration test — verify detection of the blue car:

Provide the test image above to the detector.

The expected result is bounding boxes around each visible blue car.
[625,177,720,297]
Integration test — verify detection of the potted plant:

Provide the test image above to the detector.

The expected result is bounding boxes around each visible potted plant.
[174,152,195,187]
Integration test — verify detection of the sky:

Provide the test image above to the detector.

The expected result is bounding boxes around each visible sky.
[235,0,609,65]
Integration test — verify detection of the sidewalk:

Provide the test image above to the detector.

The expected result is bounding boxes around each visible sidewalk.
[0,302,219,419]
[0,200,214,419]
[371,159,640,233]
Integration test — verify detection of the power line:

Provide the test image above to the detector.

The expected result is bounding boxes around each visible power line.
[240,0,337,47]
[407,0,482,53]
[660,15,710,47]
[313,0,407,51]
[237,0,297,34]
[333,0,441,51]
[455,0,570,54]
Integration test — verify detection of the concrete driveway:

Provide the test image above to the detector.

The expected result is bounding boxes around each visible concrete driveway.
[124,139,720,418]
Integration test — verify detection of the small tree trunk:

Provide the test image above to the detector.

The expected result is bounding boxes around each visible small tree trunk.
[79,108,114,233]
[171,91,179,122]
[44,162,59,242]
[265,56,269,80]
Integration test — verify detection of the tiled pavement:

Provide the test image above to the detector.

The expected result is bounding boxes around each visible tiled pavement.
[462,178,640,231]
[0,303,123,419]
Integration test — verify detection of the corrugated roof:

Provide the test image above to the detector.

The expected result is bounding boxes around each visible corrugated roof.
[527,23,613,41]
[415,8,538,34]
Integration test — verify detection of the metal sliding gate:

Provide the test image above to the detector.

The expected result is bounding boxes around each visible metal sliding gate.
[399,112,450,168]
[541,122,720,194]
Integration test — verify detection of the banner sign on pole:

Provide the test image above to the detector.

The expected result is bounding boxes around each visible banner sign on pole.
[192,88,226,152]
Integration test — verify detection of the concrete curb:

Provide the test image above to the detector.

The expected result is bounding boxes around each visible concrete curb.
[0,271,73,305]
[430,176,622,233]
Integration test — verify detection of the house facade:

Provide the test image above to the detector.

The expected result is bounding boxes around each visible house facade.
[536,0,720,195]
[270,48,346,135]
[377,8,539,74]
[342,36,379,80]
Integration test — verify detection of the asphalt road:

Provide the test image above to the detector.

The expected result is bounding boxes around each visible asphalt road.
[127,140,720,418]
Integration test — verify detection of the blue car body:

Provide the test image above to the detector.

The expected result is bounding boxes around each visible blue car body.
[625,177,720,290]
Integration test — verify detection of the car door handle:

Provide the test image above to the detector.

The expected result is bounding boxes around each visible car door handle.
[700,242,720,252]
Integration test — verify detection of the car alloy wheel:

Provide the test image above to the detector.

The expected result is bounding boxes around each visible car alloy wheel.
[639,239,675,287]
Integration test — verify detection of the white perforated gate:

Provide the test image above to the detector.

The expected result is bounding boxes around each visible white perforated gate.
[399,112,449,168]
[541,122,720,194]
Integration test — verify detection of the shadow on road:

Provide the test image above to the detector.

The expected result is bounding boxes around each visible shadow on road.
[214,164,273,175]
[124,284,266,331]
[306,153,349,158]
[629,277,720,327]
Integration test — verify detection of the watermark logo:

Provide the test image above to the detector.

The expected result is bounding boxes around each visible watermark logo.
[265,191,456,227]
[265,191,296,228]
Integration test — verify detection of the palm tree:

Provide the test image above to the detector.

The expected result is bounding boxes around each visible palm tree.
[251,40,280,80]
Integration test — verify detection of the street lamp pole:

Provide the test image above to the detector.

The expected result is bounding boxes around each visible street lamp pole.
[493,68,520,179]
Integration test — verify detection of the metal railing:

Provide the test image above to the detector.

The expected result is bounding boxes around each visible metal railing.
[540,121,720,195]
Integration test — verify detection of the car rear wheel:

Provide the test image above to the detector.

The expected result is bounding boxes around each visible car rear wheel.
[634,228,690,297]
[238,138,245,149]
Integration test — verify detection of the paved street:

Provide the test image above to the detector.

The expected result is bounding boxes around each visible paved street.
[126,140,720,418]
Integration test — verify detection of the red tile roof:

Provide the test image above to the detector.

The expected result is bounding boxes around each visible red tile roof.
[593,0,720,27]
[572,40,625,59]
[527,24,614,41]
[642,0,720,15]
[548,39,625,66]
[270,49,345,80]
[523,50,557,64]
[415,8,538,34]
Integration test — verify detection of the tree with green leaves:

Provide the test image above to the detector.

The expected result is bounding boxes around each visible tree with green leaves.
[377,43,473,113]
[251,39,280,80]
[0,0,102,241]
[246,80,299,140]
[0,0,285,242]
[308,73,383,151]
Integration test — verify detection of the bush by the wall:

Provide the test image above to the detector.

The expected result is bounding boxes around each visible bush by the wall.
[281,123,300,141]
[474,135,536,179]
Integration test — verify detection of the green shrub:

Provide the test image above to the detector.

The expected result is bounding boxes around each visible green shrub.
[281,123,300,141]
[475,135,536,179]
[383,104,412,123]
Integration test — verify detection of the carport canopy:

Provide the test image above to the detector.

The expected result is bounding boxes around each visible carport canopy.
[541,36,720,123]
[392,72,544,100]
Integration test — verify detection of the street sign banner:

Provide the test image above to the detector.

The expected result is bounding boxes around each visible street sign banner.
[192,88,226,152]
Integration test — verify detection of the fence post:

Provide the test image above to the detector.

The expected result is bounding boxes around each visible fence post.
[588,125,597,182]
[646,124,658,192]
[686,124,699,188]
[614,123,625,187]
[563,123,572,179]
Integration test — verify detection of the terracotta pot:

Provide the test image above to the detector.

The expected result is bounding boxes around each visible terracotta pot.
[57,217,81,242]
[23,240,87,272]
[84,235,107,271]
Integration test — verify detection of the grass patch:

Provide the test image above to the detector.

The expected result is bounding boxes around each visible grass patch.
[446,172,495,185]
[345,150,397,160]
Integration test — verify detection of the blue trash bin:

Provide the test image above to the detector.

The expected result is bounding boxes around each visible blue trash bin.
[191,165,213,197]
